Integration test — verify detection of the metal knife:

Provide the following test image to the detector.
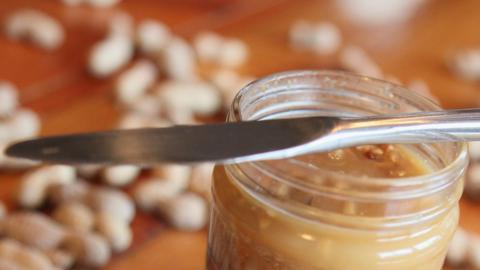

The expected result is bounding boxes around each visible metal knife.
[6,108,480,165]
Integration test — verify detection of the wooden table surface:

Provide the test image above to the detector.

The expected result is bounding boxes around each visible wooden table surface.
[0,0,479,269]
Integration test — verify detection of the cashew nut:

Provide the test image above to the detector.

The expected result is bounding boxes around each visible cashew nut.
[52,202,95,233]
[3,212,66,250]
[18,165,76,208]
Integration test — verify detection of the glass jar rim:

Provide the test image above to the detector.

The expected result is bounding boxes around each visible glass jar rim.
[227,70,468,192]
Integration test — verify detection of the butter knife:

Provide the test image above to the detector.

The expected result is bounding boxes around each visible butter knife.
[6,108,480,165]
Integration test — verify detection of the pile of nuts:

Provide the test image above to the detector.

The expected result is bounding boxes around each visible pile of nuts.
[75,163,214,231]
[85,11,254,234]
[133,164,213,231]
[0,82,40,169]
[9,165,135,268]
[289,19,439,103]
[85,12,254,126]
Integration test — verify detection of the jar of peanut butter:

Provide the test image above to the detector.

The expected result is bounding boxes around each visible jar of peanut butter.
[206,70,468,270]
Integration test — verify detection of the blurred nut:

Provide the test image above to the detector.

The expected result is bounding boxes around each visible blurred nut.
[448,49,480,81]
[159,37,197,81]
[194,31,223,63]
[101,165,141,187]
[0,82,18,118]
[446,227,469,266]
[3,212,66,250]
[18,165,76,208]
[466,163,480,200]
[85,187,135,223]
[156,80,221,116]
[116,60,158,105]
[156,192,208,231]
[136,20,171,55]
[4,9,64,50]
[95,212,132,252]
[290,21,341,54]
[53,202,95,233]
[134,179,184,211]
[190,163,214,199]
[89,35,134,78]
[45,249,74,269]
[61,232,111,268]
[339,45,382,78]
[47,181,90,205]
[0,239,54,270]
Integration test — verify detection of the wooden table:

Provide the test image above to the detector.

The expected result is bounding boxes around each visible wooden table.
[0,0,479,269]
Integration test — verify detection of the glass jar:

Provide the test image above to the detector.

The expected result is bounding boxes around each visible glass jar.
[206,70,468,270]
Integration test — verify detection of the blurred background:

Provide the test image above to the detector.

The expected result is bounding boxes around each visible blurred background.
[0,0,479,269]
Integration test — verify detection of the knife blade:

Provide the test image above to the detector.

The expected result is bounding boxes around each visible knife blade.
[5,117,338,165]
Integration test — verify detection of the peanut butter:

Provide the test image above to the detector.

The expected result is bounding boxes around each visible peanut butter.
[207,145,459,270]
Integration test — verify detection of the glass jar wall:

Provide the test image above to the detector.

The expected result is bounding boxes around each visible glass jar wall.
[206,71,468,270]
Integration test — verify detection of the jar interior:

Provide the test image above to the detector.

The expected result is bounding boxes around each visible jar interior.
[227,70,467,229]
